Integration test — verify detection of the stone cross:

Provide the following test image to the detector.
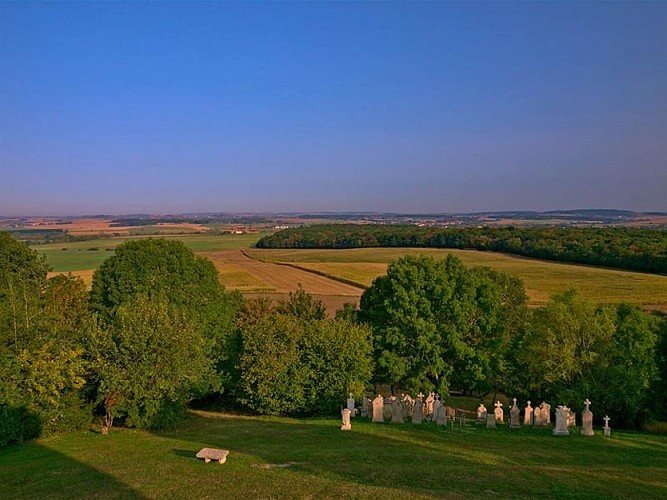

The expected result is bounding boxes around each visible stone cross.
[513,398,517,406]
[603,415,610,428]
[495,401,502,410]
[584,399,591,412]
[494,401,504,424]
[417,392,425,401]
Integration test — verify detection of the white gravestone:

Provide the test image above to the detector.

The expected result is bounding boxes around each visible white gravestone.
[603,415,611,437]
[372,395,384,423]
[432,394,442,422]
[581,399,594,436]
[509,398,520,429]
[435,404,447,426]
[412,393,424,424]
[494,401,504,424]
[341,408,351,431]
[486,413,496,428]
[524,401,534,426]
[477,404,487,422]
[553,406,569,436]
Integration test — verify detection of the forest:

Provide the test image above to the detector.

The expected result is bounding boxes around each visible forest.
[257,224,667,274]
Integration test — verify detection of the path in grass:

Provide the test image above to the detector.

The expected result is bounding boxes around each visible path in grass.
[246,248,667,311]
[1,411,665,499]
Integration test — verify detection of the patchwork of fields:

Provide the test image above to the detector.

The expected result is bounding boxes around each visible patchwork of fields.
[36,234,667,313]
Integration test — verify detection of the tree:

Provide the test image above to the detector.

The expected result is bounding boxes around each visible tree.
[88,295,217,430]
[237,311,373,416]
[90,239,241,392]
[0,233,90,444]
[275,285,327,320]
[358,254,526,396]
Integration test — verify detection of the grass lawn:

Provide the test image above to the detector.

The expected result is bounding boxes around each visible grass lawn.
[1,411,665,499]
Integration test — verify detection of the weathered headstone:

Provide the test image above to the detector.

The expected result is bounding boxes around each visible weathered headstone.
[425,392,435,420]
[372,395,384,423]
[341,408,352,431]
[552,406,569,436]
[402,393,414,420]
[383,397,393,421]
[391,397,404,424]
[361,396,369,418]
[435,404,447,426]
[347,394,355,415]
[477,404,487,423]
[603,415,611,437]
[486,413,496,428]
[509,398,520,429]
[494,401,504,424]
[564,406,576,428]
[581,399,594,436]
[432,394,442,422]
[542,402,551,425]
[412,393,424,424]
[524,401,534,426]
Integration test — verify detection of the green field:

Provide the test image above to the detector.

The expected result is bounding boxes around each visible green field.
[35,233,265,272]
[1,410,665,499]
[246,248,667,311]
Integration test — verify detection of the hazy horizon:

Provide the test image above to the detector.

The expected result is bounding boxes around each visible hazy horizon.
[2,2,666,216]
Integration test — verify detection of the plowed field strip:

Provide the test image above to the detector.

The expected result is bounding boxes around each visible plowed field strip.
[199,250,363,296]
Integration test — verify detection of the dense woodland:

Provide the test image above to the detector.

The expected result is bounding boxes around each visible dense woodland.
[257,225,667,274]
[1,232,665,449]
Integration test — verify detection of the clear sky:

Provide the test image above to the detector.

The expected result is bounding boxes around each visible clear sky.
[1,1,665,216]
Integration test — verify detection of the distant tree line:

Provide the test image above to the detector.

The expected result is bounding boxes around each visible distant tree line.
[256,224,667,274]
[1,232,665,449]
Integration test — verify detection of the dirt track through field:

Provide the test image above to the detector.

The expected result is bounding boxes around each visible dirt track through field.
[200,250,364,297]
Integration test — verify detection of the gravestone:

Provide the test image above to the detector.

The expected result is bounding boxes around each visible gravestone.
[361,396,369,418]
[552,406,569,436]
[542,402,551,425]
[391,398,404,424]
[533,406,542,426]
[341,408,352,431]
[402,393,414,420]
[372,395,384,423]
[432,394,442,422]
[435,404,447,426]
[383,397,393,421]
[412,393,424,424]
[425,392,435,420]
[581,399,594,436]
[564,406,576,428]
[494,401,504,424]
[509,398,520,429]
[347,394,355,416]
[524,401,534,426]
[477,404,487,423]
[603,415,611,437]
[486,413,496,428]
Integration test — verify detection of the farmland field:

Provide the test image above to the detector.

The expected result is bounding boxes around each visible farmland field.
[1,409,665,499]
[245,248,667,311]
[35,234,667,312]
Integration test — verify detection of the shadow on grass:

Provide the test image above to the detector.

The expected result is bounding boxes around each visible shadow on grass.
[156,410,667,498]
[0,441,145,499]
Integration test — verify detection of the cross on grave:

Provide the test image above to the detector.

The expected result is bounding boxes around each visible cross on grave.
[495,401,503,410]
[584,399,591,412]
[603,415,610,428]
[417,392,425,400]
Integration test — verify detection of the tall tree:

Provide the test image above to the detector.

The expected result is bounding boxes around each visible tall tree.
[359,254,526,395]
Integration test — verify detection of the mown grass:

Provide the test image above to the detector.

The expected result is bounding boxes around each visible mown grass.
[1,411,665,499]
[247,248,667,311]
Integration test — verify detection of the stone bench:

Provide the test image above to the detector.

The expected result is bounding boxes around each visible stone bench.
[196,448,229,464]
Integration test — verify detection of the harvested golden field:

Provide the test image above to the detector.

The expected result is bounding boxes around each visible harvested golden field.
[246,248,667,311]
[203,250,363,298]
[47,270,95,288]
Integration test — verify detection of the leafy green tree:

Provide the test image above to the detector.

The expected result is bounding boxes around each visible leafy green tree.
[0,233,90,444]
[359,254,526,396]
[275,285,327,320]
[88,295,217,430]
[237,312,372,416]
[90,238,241,390]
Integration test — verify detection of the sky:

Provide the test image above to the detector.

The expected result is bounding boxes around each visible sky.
[1,1,666,216]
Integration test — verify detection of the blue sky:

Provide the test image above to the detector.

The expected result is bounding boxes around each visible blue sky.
[1,1,665,215]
